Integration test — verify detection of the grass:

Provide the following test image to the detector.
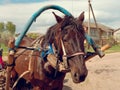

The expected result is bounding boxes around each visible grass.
[0,43,120,56]
[104,44,120,53]
[85,43,120,54]
[0,43,8,56]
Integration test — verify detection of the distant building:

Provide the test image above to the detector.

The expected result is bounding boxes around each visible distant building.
[114,29,120,43]
[83,22,114,45]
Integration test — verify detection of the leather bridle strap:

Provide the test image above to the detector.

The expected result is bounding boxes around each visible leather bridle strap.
[61,39,85,69]
[63,52,84,59]
[60,39,68,68]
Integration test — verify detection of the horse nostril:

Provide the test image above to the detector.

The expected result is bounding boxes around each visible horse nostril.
[79,75,86,82]
[73,73,87,82]
[74,73,78,78]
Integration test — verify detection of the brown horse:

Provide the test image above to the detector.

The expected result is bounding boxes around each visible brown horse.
[10,12,88,90]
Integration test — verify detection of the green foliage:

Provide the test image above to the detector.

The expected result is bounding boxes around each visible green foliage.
[85,42,120,54]
[0,43,8,56]
[0,22,5,38]
[6,21,16,34]
[1,31,13,45]
[105,44,120,53]
[27,33,40,39]
[0,21,16,34]
[0,21,16,45]
[0,22,4,32]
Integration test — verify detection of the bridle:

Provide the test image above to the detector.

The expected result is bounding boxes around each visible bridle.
[55,26,85,69]
[60,38,84,69]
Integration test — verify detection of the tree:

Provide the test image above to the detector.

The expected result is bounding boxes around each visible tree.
[0,21,16,46]
[1,31,13,46]
[0,22,4,32]
[6,21,16,34]
[0,22,5,38]
[27,33,41,39]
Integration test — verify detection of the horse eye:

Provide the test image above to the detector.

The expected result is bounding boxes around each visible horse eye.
[63,36,67,42]
[63,32,70,41]
[64,29,68,34]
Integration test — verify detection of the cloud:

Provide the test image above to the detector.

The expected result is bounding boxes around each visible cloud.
[0,0,11,4]
[0,0,120,34]
[0,0,47,4]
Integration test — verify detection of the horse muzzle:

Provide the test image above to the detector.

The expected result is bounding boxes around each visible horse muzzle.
[71,68,88,83]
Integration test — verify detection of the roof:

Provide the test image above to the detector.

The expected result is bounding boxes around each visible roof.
[114,28,120,33]
[114,30,120,35]
[83,22,114,32]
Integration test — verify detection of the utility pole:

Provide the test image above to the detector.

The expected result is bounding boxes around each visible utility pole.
[88,0,91,36]
[88,0,100,39]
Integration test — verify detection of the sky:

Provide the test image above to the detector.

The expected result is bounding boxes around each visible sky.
[0,0,120,34]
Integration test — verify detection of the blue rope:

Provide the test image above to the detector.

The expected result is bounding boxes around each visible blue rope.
[41,44,54,58]
[15,5,72,48]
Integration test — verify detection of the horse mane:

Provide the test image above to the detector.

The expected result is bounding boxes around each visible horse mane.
[43,16,72,43]
[42,15,85,52]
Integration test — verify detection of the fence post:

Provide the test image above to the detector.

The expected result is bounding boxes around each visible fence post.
[5,38,15,90]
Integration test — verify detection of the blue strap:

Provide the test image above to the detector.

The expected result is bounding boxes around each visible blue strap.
[85,34,95,45]
[15,5,72,48]
[41,44,54,58]
[85,34,99,51]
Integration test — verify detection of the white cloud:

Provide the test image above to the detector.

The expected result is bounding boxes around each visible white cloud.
[0,0,120,34]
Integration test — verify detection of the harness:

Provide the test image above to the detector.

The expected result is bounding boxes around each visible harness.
[5,5,105,90]
[41,44,54,59]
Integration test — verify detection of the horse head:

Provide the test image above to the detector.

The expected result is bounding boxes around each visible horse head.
[44,12,88,83]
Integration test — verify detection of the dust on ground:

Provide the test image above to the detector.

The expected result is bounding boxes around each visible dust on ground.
[63,52,120,90]
[2,52,120,90]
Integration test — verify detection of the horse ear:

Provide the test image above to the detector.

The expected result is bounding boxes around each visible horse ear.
[52,12,63,23]
[78,11,84,23]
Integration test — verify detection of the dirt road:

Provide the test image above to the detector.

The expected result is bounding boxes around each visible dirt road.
[2,52,120,90]
[63,52,120,90]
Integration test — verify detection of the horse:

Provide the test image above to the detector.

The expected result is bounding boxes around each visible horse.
[10,11,88,90]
